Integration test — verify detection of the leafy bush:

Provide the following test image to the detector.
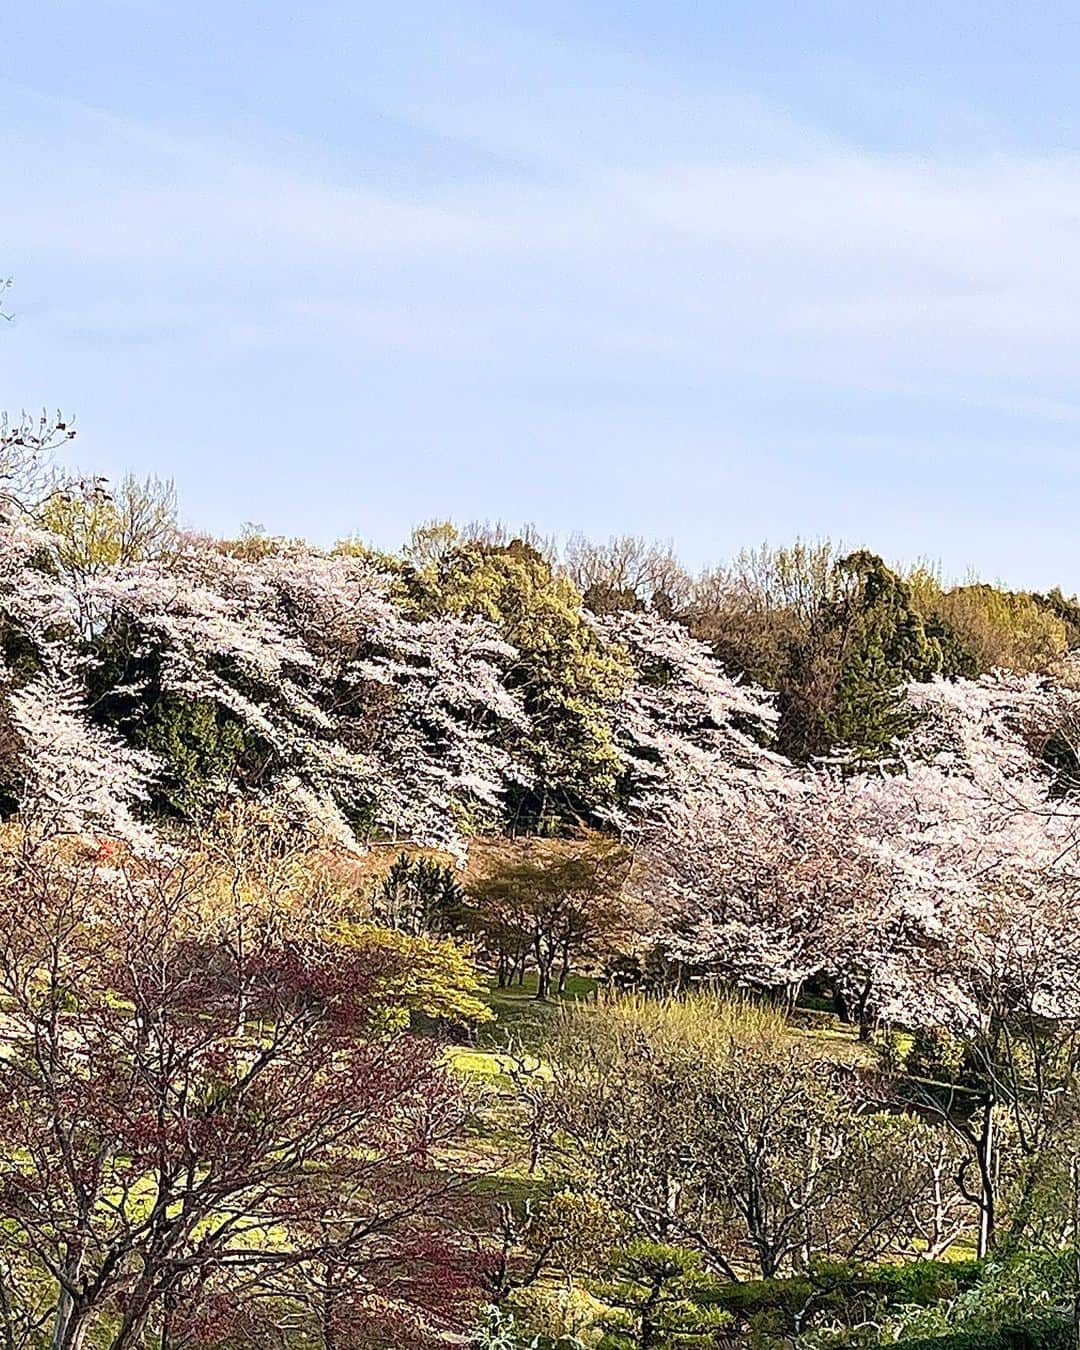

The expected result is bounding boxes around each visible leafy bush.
[593,1241,731,1348]
[906,1025,966,1082]
[895,1324,1071,1350]
[880,1248,1078,1347]
[472,1303,586,1349]
[699,1258,984,1340]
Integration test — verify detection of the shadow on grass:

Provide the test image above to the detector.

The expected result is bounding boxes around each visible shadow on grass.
[478,972,598,1048]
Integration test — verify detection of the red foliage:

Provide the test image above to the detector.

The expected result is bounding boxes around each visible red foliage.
[0,854,481,1349]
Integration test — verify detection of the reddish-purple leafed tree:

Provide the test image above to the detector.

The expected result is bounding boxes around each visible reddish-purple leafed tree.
[0,845,483,1349]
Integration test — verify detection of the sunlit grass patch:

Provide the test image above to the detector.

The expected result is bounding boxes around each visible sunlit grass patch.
[444,1045,511,1078]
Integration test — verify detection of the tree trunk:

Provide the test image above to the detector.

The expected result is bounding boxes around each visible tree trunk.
[50,1296,89,1350]
[533,933,554,1001]
[108,1285,158,1350]
[976,1097,996,1259]
[160,1292,176,1350]
[759,1246,780,1279]
[323,1272,340,1350]
[109,1312,151,1350]
[640,1274,664,1350]
[535,962,551,1001]
[856,985,875,1042]
[50,1250,92,1350]
[557,945,570,995]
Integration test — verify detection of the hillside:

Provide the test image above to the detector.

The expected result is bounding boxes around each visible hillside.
[1,446,1080,1346]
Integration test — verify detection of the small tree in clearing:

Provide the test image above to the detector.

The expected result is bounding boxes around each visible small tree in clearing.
[465,838,633,1000]
[594,1241,730,1349]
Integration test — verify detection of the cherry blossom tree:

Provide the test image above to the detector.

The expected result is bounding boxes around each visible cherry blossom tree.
[623,657,1080,1256]
[0,516,534,854]
[83,542,531,853]
[594,610,786,819]
[595,611,819,995]
[0,505,157,850]
[626,654,1080,1022]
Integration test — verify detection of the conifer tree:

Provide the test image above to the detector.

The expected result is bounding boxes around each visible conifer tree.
[779,550,942,762]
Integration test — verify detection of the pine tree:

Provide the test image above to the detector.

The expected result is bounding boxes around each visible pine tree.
[594,1242,730,1349]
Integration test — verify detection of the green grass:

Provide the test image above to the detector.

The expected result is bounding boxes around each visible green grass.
[484,971,598,1014]
[478,972,598,1046]
[445,1046,510,1078]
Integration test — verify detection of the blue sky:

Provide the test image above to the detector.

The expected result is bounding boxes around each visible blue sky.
[4,2,1080,586]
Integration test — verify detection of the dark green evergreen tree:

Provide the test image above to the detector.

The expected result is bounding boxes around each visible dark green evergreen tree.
[825,550,943,762]
[779,550,943,764]
[376,852,465,936]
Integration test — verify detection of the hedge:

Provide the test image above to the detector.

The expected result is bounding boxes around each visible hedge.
[700,1258,984,1318]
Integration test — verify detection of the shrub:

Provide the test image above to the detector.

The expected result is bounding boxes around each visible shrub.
[895,1324,1071,1350]
[699,1258,984,1340]
[906,1025,965,1082]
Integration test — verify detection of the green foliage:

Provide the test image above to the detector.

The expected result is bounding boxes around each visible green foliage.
[824,551,942,762]
[142,694,254,819]
[692,539,840,688]
[701,1258,983,1326]
[894,1324,1071,1350]
[38,473,178,581]
[400,526,629,832]
[778,550,942,763]
[83,628,271,822]
[472,1303,586,1350]
[695,544,1080,764]
[934,585,1069,676]
[465,838,631,999]
[1032,587,1080,651]
[879,1246,1080,1346]
[376,850,465,935]
[593,1241,731,1348]
[331,923,494,1026]
[905,1025,967,1084]
[877,1029,907,1076]
[923,610,981,680]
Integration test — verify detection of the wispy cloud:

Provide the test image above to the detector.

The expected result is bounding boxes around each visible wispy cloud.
[3,5,1080,586]
[9,72,1080,393]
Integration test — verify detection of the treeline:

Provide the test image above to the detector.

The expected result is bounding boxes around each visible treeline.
[270,520,1080,776]
[5,444,1078,846]
[561,532,1079,762]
